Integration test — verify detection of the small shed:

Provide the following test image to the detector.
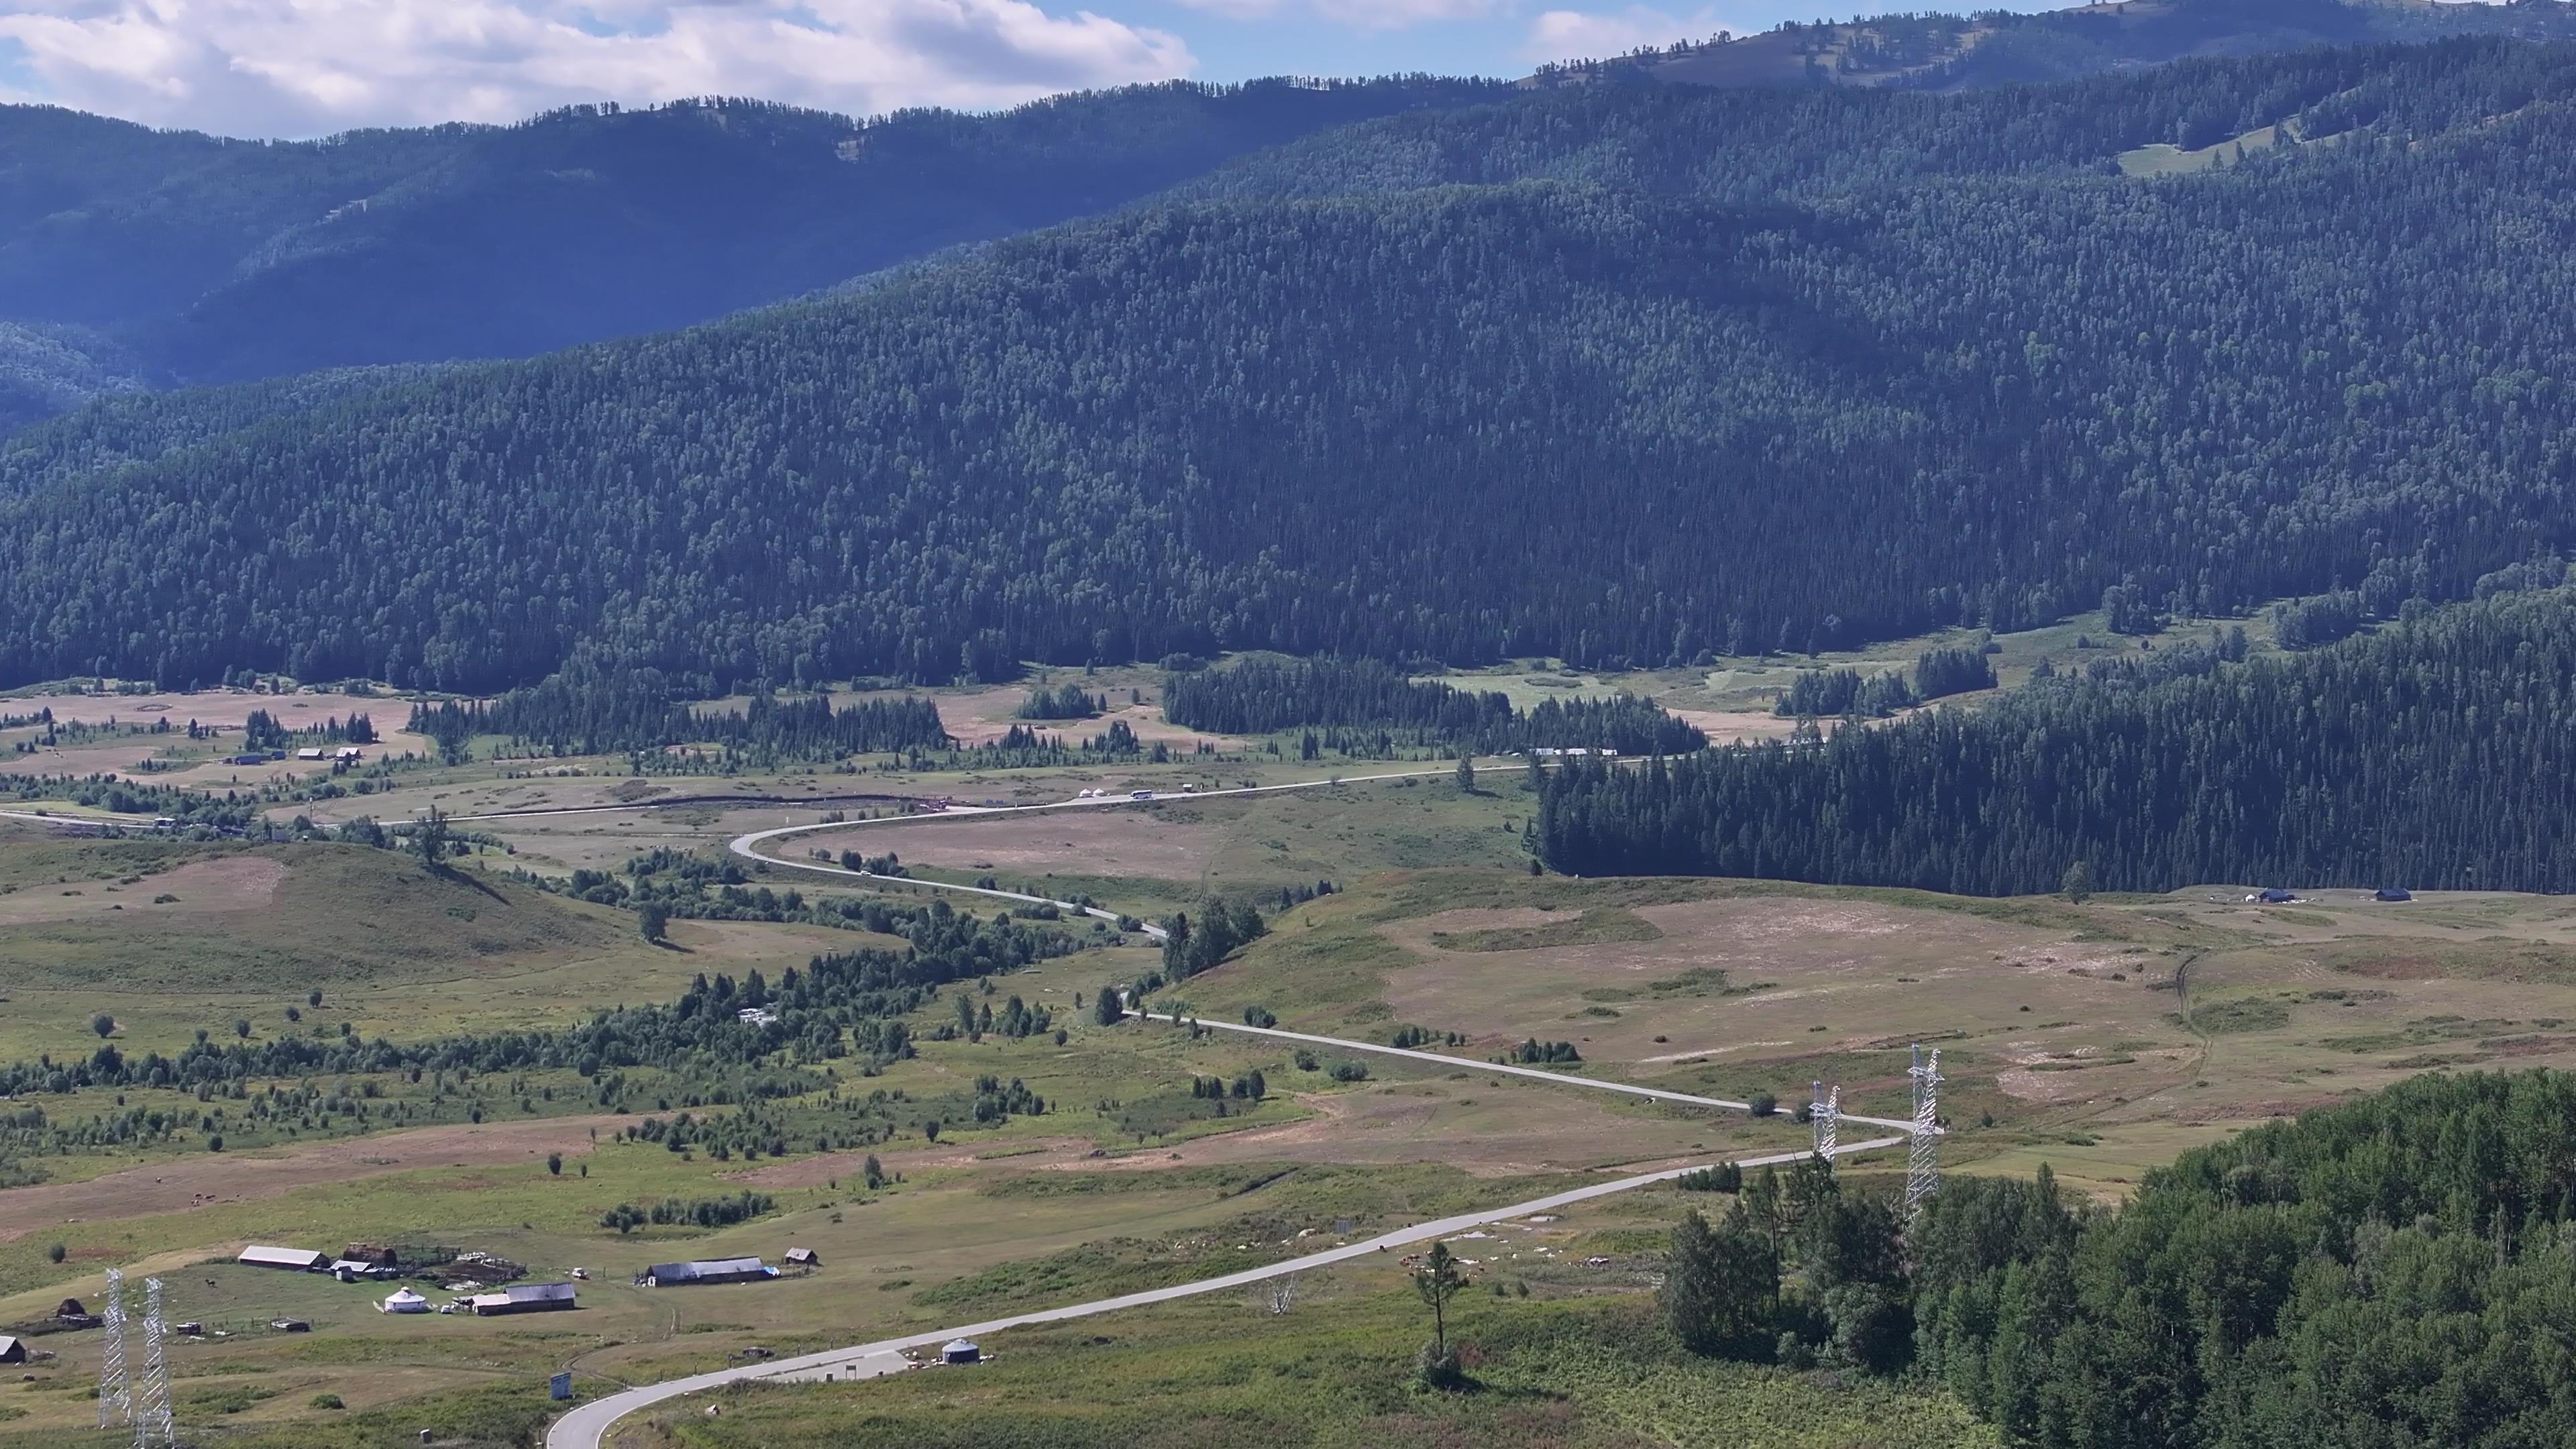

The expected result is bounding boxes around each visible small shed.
[784,1247,820,1267]
[0,1335,25,1364]
[2374,887,2414,902]
[468,1283,577,1316]
[941,1339,980,1365]
[380,1289,431,1314]
[239,1244,329,1271]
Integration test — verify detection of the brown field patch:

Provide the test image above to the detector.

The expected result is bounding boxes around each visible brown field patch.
[0,1116,625,1242]
[924,686,1241,751]
[0,854,286,924]
[788,808,1226,882]
[1665,709,1811,746]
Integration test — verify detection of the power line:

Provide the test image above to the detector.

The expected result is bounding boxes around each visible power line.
[97,1267,130,1431]
[137,1277,174,1449]
[1907,1044,1943,1221]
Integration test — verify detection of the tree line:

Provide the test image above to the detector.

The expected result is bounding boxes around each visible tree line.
[407,661,951,759]
[1536,590,2576,894]
[1163,657,1707,755]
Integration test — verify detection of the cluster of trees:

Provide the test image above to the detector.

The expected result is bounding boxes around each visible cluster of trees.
[948,991,1053,1042]
[1911,1069,2576,1446]
[1159,900,1268,979]
[17,44,2576,689]
[239,709,375,749]
[1186,1070,1267,1100]
[409,666,951,759]
[600,1190,776,1234]
[1508,1038,1583,1065]
[1166,657,1705,756]
[1016,684,1109,719]
[1389,1025,1465,1049]
[1660,1075,2576,1444]
[5,774,255,834]
[1536,590,2576,894]
[1776,645,1995,718]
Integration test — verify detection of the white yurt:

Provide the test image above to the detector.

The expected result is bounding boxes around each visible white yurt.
[380,1288,431,1314]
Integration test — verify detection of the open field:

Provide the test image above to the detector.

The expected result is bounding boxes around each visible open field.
[1163,869,2576,1198]
[0,686,435,788]
[0,828,859,1062]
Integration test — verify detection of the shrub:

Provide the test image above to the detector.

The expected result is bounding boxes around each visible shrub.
[1328,1060,1370,1082]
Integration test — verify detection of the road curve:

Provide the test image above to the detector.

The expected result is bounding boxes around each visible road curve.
[543,1134,1902,1449]
[718,761,1510,936]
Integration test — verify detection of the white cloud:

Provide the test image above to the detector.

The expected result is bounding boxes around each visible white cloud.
[0,0,1195,137]
[1524,4,1729,62]
[1164,0,1497,32]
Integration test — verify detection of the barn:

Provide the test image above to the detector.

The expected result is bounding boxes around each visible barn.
[238,1245,329,1271]
[0,1336,25,1364]
[468,1283,578,1316]
[642,1258,775,1287]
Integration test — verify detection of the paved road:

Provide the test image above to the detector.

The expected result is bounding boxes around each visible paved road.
[1131,1011,1927,1135]
[543,1134,1904,1449]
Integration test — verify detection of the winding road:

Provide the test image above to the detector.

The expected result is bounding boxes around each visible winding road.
[488,766,1932,1449]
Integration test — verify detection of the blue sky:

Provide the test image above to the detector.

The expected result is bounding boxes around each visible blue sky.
[0,0,1945,139]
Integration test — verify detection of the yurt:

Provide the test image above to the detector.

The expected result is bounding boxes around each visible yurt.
[380,1289,431,1314]
[941,1340,981,1365]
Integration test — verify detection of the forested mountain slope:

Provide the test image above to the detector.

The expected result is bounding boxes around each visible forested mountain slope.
[1532,0,2576,93]
[2,41,2573,692]
[1535,589,2576,896]
[0,78,1499,411]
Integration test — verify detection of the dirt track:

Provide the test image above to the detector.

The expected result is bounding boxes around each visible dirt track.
[0,1115,624,1241]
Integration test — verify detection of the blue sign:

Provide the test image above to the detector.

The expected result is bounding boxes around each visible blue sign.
[549,1373,573,1401]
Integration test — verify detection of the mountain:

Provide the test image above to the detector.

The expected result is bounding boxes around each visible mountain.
[1532,0,2576,92]
[1,39,2572,692]
[0,78,1503,415]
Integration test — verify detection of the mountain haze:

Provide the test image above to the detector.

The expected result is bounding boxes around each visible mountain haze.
[0,77,1502,425]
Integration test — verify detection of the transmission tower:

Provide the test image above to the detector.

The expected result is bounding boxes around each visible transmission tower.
[1814,1083,1840,1159]
[1907,1044,1944,1220]
[136,1277,174,1449]
[97,1267,130,1430]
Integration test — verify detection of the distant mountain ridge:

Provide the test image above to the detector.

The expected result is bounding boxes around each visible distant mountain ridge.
[1531,0,2576,92]
[3,0,2569,431]
[0,77,1503,427]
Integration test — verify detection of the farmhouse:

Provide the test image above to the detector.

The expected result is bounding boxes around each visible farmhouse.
[0,1335,25,1364]
[468,1283,578,1316]
[784,1247,820,1267]
[238,1244,329,1271]
[642,1258,775,1287]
